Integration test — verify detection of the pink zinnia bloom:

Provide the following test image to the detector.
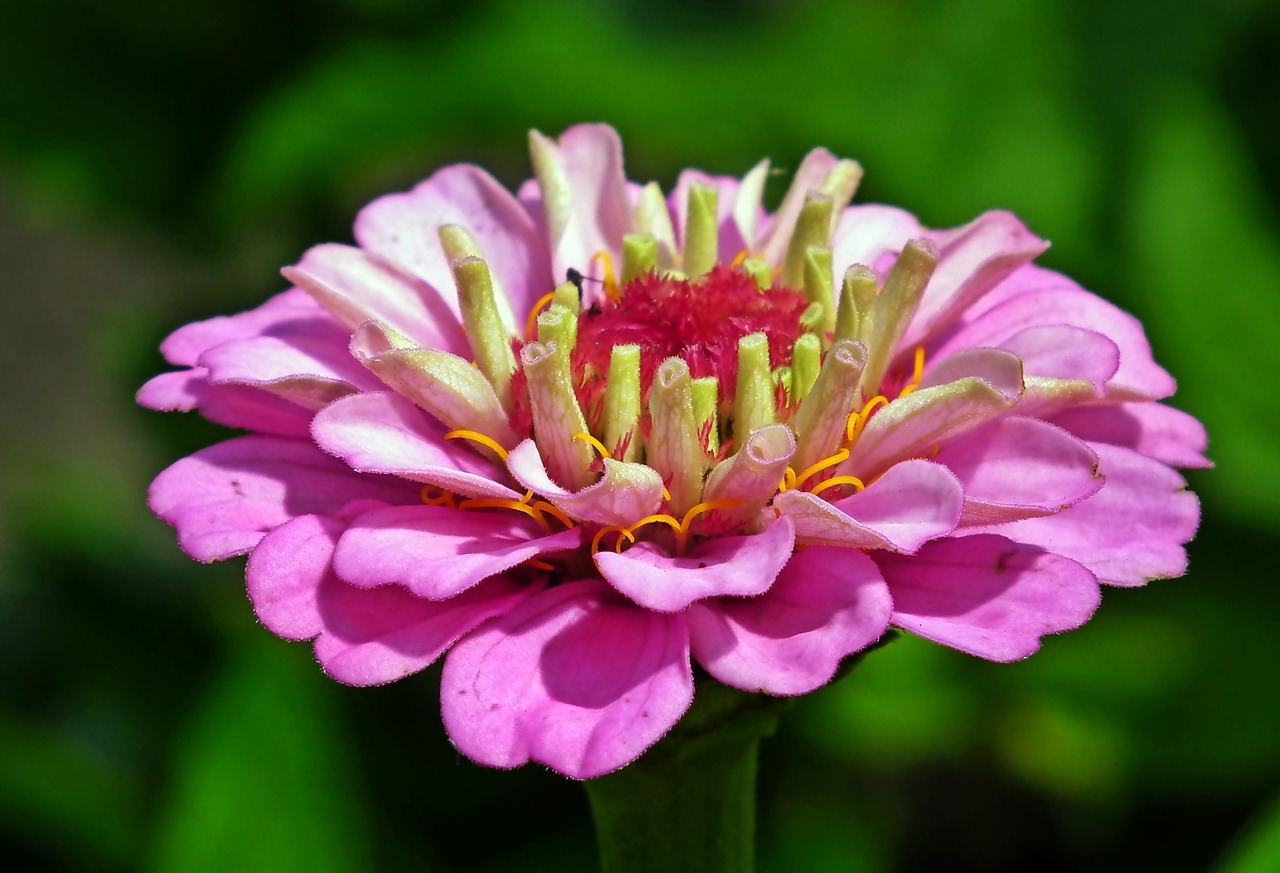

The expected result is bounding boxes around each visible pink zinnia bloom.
[140,125,1205,779]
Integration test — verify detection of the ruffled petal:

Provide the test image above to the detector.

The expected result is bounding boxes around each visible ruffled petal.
[1050,402,1212,470]
[969,443,1200,587]
[333,503,581,599]
[441,580,693,780]
[148,436,418,562]
[688,547,892,695]
[935,417,1104,525]
[312,391,521,500]
[594,517,796,613]
[506,439,664,527]
[246,514,532,685]
[137,369,312,438]
[878,534,1101,662]
[354,163,553,332]
[775,459,962,553]
[283,243,468,355]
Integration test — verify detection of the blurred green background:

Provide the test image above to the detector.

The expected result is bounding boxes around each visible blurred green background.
[2,0,1278,870]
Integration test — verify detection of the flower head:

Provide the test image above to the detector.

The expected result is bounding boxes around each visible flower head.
[140,124,1205,779]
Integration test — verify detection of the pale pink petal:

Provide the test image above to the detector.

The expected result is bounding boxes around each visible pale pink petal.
[668,170,749,262]
[354,163,553,330]
[506,439,664,527]
[333,504,581,599]
[878,534,1101,662]
[159,288,322,367]
[312,392,522,500]
[246,514,532,685]
[1050,403,1212,470]
[775,459,962,553]
[441,580,694,780]
[831,204,924,276]
[757,148,839,264]
[283,243,468,355]
[593,518,796,613]
[137,369,312,438]
[1000,325,1120,384]
[148,436,419,562]
[917,347,1026,394]
[969,443,1200,587]
[932,270,1176,399]
[904,211,1049,347]
[935,417,1104,525]
[688,547,892,695]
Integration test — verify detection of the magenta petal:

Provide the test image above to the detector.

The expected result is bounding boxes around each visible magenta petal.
[333,504,582,599]
[148,436,418,562]
[312,392,522,500]
[969,443,1200,587]
[594,517,796,613]
[936,417,1104,525]
[441,580,694,779]
[137,369,313,438]
[159,288,321,367]
[1051,402,1212,470]
[879,534,1101,662]
[246,514,532,685]
[688,547,892,695]
[777,459,962,553]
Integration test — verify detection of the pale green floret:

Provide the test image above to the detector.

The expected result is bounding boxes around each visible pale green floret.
[733,332,775,446]
[634,181,678,270]
[799,301,825,333]
[528,131,573,248]
[835,264,877,343]
[449,256,517,411]
[791,333,822,403]
[438,223,482,263]
[858,239,938,400]
[621,233,658,287]
[818,159,864,232]
[684,183,719,280]
[791,338,868,474]
[647,357,706,516]
[699,423,797,534]
[781,193,834,288]
[552,279,580,314]
[802,246,835,334]
[742,257,772,290]
[603,344,642,462]
[521,340,595,491]
[536,304,576,364]
[691,377,720,456]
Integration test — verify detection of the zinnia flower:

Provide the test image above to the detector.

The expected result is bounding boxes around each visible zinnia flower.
[140,124,1205,779]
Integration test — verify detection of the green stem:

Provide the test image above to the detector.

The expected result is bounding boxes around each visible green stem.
[583,679,790,873]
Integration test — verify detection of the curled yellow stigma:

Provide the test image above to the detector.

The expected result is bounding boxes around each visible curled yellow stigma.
[522,559,556,572]
[458,496,546,530]
[573,432,612,461]
[530,500,574,531]
[777,466,798,493]
[420,485,458,508]
[897,347,926,399]
[590,251,621,300]
[628,499,742,556]
[591,525,637,556]
[794,448,851,490]
[809,475,866,498]
[524,291,557,340]
[729,250,750,268]
[845,395,889,444]
[445,429,509,461]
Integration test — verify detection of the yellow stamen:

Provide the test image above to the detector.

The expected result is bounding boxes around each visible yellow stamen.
[524,291,557,340]
[523,559,555,572]
[845,395,889,443]
[573,432,612,461]
[809,475,866,498]
[590,251,620,300]
[445,429,509,461]
[729,250,749,268]
[781,467,797,492]
[662,486,672,503]
[531,500,574,531]
[897,346,926,399]
[591,526,636,556]
[794,448,851,489]
[419,485,457,508]
[457,497,548,531]
[629,513,683,537]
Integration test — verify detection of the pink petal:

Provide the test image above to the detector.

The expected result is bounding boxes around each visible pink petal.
[441,580,694,779]
[905,211,1049,346]
[1050,402,1212,470]
[935,417,1104,525]
[246,514,532,685]
[148,436,418,562]
[1001,325,1120,384]
[878,534,1101,662]
[333,504,581,599]
[159,288,321,367]
[506,439,664,527]
[594,517,797,613]
[775,459,962,553]
[283,243,468,355]
[688,547,892,695]
[831,204,924,276]
[312,392,522,500]
[137,369,312,438]
[969,443,1200,587]
[354,163,553,331]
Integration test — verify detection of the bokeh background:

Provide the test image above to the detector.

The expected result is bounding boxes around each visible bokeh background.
[2,0,1278,870]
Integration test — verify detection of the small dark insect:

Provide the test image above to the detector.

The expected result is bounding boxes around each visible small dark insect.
[566,267,603,302]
